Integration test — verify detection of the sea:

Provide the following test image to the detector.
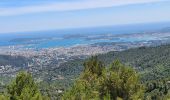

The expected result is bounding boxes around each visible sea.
[0,22,170,49]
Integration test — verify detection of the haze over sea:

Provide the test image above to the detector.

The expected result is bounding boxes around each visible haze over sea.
[0,22,170,49]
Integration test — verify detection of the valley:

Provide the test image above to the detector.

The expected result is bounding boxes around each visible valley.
[0,29,170,99]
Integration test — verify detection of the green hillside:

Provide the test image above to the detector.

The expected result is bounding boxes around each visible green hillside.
[97,45,170,81]
[1,44,170,99]
[57,44,170,82]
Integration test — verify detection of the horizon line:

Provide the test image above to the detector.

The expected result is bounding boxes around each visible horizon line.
[0,21,170,34]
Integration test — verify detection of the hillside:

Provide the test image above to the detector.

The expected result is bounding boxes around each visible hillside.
[56,44,170,82]
[97,44,170,81]
[1,44,170,85]
[0,55,31,67]
[0,44,170,99]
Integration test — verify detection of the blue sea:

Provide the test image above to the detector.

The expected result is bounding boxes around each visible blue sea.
[0,22,169,49]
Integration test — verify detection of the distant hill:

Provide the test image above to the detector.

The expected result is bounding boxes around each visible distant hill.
[0,55,31,67]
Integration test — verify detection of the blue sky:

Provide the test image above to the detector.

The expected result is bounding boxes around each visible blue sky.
[0,0,170,33]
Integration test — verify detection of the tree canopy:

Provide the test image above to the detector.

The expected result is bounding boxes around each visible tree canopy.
[5,71,49,100]
[62,57,144,100]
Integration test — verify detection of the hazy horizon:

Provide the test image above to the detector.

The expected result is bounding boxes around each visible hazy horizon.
[0,21,170,35]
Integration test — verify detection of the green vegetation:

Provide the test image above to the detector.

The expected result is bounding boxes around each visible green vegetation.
[1,44,170,99]
[45,44,170,88]
[0,72,49,100]
[97,45,170,82]
[62,57,144,100]
[53,45,170,99]
[0,55,170,99]
[61,56,170,100]
[145,79,170,100]
[0,55,31,67]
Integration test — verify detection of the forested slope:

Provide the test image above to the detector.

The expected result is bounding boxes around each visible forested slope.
[1,44,170,99]
[97,44,170,81]
[58,44,170,82]
[0,55,31,67]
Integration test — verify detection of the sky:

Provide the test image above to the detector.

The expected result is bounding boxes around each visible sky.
[0,0,170,33]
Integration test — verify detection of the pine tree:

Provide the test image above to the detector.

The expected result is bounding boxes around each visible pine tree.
[62,57,144,100]
[7,71,49,100]
[99,60,144,100]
